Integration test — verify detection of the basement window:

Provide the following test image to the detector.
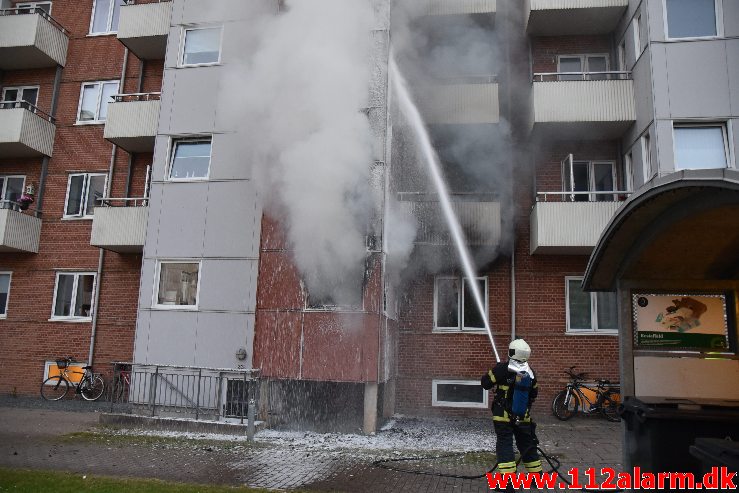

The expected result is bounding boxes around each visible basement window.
[432,380,488,409]
[155,261,200,309]
[434,276,488,332]
[51,272,95,321]
[566,277,618,335]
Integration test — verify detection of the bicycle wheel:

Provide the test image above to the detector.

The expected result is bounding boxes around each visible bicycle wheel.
[552,389,579,420]
[601,395,621,422]
[41,376,69,401]
[80,375,105,401]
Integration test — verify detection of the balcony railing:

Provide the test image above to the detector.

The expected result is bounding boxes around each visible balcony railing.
[0,7,69,68]
[0,101,56,157]
[0,201,42,253]
[90,198,148,253]
[419,0,497,16]
[526,0,628,36]
[414,76,499,124]
[533,71,631,82]
[117,0,172,60]
[104,93,161,153]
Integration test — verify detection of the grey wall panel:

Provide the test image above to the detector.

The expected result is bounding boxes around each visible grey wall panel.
[209,133,252,181]
[133,310,151,362]
[164,26,180,69]
[167,69,220,135]
[647,0,665,41]
[724,0,739,37]
[665,41,731,118]
[649,44,670,118]
[198,260,258,312]
[144,310,199,366]
[154,183,208,257]
[194,313,254,369]
[138,258,157,311]
[654,119,674,174]
[728,40,739,115]
[152,136,170,181]
[631,49,654,139]
[202,181,261,258]
[142,185,163,258]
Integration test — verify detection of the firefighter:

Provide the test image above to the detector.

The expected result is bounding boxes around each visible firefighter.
[481,338,542,481]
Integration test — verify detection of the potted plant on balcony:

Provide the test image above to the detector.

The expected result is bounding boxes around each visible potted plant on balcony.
[17,185,34,211]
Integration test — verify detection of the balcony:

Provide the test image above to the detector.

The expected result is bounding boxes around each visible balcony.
[90,199,148,253]
[117,0,172,60]
[526,0,628,36]
[0,203,41,253]
[0,7,69,69]
[532,73,635,139]
[103,93,160,153]
[0,102,56,157]
[530,192,628,255]
[415,77,499,125]
[398,194,501,247]
[419,0,496,16]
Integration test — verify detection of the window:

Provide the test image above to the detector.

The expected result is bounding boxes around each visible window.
[17,2,52,14]
[1,86,39,109]
[434,276,488,331]
[624,152,634,191]
[557,55,609,80]
[642,133,653,180]
[0,272,10,318]
[181,27,223,66]
[432,380,488,409]
[666,0,718,39]
[673,124,729,170]
[90,0,123,34]
[155,262,200,308]
[64,173,106,218]
[169,139,212,180]
[633,14,642,58]
[0,176,26,205]
[566,277,618,334]
[76,81,119,123]
[562,155,617,202]
[618,40,627,72]
[52,272,95,320]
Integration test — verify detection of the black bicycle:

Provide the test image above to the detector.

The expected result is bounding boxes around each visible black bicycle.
[551,366,620,422]
[40,357,106,401]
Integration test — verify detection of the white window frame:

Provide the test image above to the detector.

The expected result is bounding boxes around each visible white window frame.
[433,275,489,333]
[663,0,723,41]
[0,271,11,319]
[75,80,119,124]
[624,152,634,192]
[0,175,27,201]
[1,85,40,107]
[167,137,212,181]
[50,272,96,322]
[642,132,654,181]
[63,173,107,219]
[179,26,224,68]
[633,14,642,59]
[556,54,610,79]
[432,379,489,409]
[16,2,52,14]
[153,260,202,311]
[618,39,627,72]
[672,122,732,171]
[89,0,122,35]
[565,276,618,335]
[561,157,618,201]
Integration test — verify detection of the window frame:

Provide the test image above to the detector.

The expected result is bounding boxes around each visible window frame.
[432,379,489,409]
[561,158,618,201]
[565,276,618,335]
[663,0,722,41]
[642,132,654,181]
[16,1,52,14]
[50,271,96,322]
[624,152,634,192]
[89,0,123,35]
[1,85,40,107]
[153,260,202,311]
[75,80,119,124]
[179,26,224,68]
[433,275,489,333]
[63,173,107,219]
[672,122,731,171]
[0,271,11,319]
[167,137,213,181]
[556,54,610,80]
[0,175,27,203]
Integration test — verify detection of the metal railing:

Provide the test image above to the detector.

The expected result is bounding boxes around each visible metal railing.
[123,0,172,5]
[0,100,56,123]
[430,74,498,85]
[0,7,69,35]
[533,71,632,82]
[99,197,149,207]
[109,362,261,437]
[111,92,161,103]
[0,199,41,217]
[537,191,633,202]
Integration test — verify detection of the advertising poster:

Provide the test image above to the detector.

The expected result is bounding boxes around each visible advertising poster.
[632,293,730,350]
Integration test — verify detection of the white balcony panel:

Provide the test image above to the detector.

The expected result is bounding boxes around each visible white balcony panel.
[0,108,55,157]
[117,1,172,60]
[417,83,499,124]
[0,13,68,68]
[527,0,627,35]
[104,100,160,153]
[400,201,501,246]
[91,206,148,253]
[0,209,41,253]
[422,0,496,15]
[530,201,621,255]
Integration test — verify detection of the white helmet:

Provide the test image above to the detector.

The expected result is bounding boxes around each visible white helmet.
[508,339,531,362]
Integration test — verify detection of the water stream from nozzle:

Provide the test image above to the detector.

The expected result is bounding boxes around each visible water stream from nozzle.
[389,53,500,363]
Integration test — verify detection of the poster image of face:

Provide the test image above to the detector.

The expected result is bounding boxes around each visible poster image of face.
[632,293,730,350]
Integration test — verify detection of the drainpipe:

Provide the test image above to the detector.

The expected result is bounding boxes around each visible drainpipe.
[88,48,129,365]
[510,241,516,343]
[35,64,63,213]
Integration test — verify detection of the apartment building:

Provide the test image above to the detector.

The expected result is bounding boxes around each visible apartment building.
[1,0,737,433]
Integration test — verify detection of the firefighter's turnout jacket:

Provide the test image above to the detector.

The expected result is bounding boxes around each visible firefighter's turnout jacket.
[481,361,538,423]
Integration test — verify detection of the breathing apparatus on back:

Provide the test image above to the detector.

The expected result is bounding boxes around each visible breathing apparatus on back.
[507,339,534,420]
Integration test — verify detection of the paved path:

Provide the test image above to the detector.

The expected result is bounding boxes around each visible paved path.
[0,398,622,492]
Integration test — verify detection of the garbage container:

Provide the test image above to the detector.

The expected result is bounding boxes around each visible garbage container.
[620,396,739,475]
[689,438,739,492]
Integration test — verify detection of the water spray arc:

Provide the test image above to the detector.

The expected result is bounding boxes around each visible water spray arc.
[389,52,500,363]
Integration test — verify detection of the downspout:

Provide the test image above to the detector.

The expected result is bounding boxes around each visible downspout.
[511,243,516,342]
[35,64,63,213]
[88,48,129,365]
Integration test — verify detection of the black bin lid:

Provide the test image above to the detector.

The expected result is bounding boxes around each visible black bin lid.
[690,438,739,469]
